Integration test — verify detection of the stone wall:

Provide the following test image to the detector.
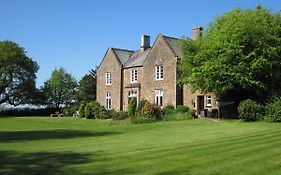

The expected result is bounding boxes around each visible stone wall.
[142,35,178,107]
[122,66,143,110]
[96,48,122,111]
[183,85,218,114]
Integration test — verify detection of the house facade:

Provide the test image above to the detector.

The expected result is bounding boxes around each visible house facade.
[97,27,218,115]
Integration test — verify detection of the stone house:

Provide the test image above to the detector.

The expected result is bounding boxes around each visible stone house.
[97,27,218,115]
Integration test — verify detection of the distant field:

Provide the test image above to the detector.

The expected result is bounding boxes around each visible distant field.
[0,117,280,175]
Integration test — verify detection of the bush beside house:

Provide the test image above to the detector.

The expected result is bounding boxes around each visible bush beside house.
[128,98,137,117]
[76,97,281,124]
[265,97,281,122]
[238,99,264,121]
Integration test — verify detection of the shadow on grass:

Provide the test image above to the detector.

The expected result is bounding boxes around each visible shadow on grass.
[0,151,92,175]
[0,130,121,142]
[0,151,135,175]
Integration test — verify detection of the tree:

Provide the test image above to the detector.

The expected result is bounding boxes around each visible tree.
[0,41,39,106]
[77,73,96,103]
[42,67,77,110]
[179,6,281,102]
[128,98,136,116]
[84,101,102,119]
[78,103,85,118]
[84,102,92,119]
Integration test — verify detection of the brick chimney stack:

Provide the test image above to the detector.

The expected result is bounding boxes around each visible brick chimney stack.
[192,26,203,40]
[141,34,150,51]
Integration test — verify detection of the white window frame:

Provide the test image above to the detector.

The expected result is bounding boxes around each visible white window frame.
[105,72,111,85]
[155,89,164,107]
[206,95,212,107]
[128,90,138,104]
[105,92,112,110]
[155,65,164,80]
[130,69,138,83]
[128,90,137,98]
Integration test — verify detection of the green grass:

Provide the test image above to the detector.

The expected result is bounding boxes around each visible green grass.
[0,117,280,175]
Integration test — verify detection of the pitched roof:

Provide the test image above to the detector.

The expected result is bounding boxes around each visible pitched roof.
[111,48,134,65]
[162,35,182,58]
[124,48,151,67]
[107,34,182,69]
[110,47,151,68]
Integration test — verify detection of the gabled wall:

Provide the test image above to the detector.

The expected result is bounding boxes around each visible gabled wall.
[142,34,178,107]
[96,48,122,111]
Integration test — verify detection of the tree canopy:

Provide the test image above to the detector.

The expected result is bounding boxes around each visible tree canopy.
[0,41,39,106]
[76,72,96,103]
[179,6,281,101]
[42,67,77,109]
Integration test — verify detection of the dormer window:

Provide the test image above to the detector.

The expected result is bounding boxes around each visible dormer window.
[131,69,138,83]
[106,72,111,85]
[155,65,163,80]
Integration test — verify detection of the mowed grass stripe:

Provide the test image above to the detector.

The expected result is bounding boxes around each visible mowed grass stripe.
[0,117,280,175]
[86,131,281,174]
[75,122,281,174]
[91,131,281,164]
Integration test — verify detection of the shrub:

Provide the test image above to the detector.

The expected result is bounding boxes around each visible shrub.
[62,105,78,116]
[100,108,113,119]
[131,114,156,124]
[128,98,137,117]
[163,112,193,121]
[140,102,161,120]
[70,106,79,115]
[91,101,102,119]
[84,103,93,119]
[119,111,129,120]
[238,99,264,122]
[0,107,57,116]
[265,97,281,122]
[136,99,148,114]
[162,105,175,116]
[189,109,197,118]
[176,105,189,113]
[112,111,129,120]
[79,103,85,118]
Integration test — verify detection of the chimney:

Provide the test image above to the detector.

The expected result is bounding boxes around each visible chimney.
[192,26,203,40]
[141,34,150,51]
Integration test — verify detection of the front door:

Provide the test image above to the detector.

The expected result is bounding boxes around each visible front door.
[197,96,204,114]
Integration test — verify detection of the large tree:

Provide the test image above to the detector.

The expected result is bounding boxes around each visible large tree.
[179,6,281,102]
[0,41,39,106]
[76,72,96,103]
[42,67,77,109]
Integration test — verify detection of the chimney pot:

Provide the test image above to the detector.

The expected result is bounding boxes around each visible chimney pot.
[192,26,203,40]
[141,34,150,51]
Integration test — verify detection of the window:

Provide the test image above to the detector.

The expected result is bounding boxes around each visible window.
[155,89,163,107]
[105,72,111,85]
[155,65,164,80]
[105,92,112,109]
[128,90,137,104]
[131,69,138,83]
[206,95,212,107]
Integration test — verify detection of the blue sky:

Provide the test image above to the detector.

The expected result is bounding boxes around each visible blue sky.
[0,0,280,87]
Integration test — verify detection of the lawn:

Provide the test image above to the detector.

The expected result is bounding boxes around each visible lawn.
[0,117,280,175]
